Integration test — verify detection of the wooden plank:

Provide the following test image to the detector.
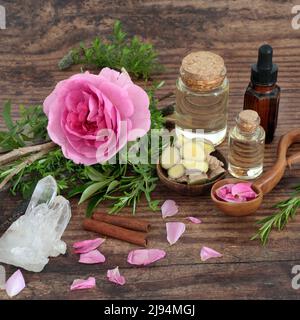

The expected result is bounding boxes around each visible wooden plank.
[0,0,300,299]
[0,260,299,300]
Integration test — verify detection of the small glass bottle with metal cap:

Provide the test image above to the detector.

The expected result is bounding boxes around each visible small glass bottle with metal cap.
[175,51,229,146]
[228,110,265,179]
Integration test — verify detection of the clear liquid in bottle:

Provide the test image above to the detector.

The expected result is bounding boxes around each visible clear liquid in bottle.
[228,110,265,179]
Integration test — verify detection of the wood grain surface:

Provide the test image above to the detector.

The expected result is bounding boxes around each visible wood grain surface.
[1,0,300,300]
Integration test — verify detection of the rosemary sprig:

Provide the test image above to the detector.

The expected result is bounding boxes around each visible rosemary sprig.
[58,20,163,79]
[0,102,48,152]
[251,190,300,245]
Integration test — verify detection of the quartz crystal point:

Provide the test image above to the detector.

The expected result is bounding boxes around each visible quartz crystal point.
[0,176,71,272]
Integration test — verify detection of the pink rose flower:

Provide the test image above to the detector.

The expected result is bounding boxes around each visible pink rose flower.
[43,68,150,165]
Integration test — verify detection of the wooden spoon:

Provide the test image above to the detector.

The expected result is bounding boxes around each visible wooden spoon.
[211,129,300,217]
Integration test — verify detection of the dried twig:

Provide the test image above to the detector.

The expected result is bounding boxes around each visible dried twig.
[0,148,55,191]
[158,91,174,101]
[0,141,56,166]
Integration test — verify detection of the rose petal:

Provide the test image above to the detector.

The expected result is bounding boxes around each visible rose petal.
[107,267,126,286]
[161,200,179,218]
[79,250,106,264]
[215,184,234,201]
[200,246,223,261]
[5,270,25,298]
[166,222,186,245]
[73,238,105,254]
[126,84,151,141]
[187,217,202,224]
[239,191,258,200]
[0,265,5,290]
[127,249,166,266]
[70,277,96,291]
[231,182,253,196]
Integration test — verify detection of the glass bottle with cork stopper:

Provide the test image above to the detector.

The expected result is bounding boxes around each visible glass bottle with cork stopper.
[228,110,265,179]
[243,44,280,144]
[174,51,229,146]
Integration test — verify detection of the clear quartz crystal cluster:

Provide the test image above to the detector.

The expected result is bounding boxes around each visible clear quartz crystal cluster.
[0,176,71,272]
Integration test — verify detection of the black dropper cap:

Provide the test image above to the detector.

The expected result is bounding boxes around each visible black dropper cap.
[251,44,278,85]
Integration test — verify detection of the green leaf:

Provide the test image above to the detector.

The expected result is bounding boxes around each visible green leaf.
[3,101,14,130]
[68,184,89,198]
[79,181,110,204]
[85,166,105,181]
[86,194,103,217]
[106,180,119,194]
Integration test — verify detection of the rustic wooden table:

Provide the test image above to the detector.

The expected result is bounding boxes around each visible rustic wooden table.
[1,0,300,300]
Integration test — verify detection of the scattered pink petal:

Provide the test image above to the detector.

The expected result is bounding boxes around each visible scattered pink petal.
[5,270,25,298]
[70,277,96,291]
[79,250,106,264]
[161,200,179,218]
[127,249,166,266]
[187,216,202,224]
[200,246,223,261]
[73,238,105,254]
[107,267,126,286]
[166,222,186,245]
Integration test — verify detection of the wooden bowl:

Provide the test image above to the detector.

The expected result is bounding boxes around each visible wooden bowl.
[210,178,263,217]
[156,150,227,196]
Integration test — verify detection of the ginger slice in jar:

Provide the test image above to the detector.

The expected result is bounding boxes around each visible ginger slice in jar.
[161,146,181,169]
[182,141,205,161]
[168,164,185,179]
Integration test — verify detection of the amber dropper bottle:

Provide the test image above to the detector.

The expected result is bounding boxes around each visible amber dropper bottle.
[243,44,280,144]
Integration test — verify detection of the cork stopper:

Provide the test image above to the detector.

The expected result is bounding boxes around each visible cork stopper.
[237,110,260,133]
[180,51,226,91]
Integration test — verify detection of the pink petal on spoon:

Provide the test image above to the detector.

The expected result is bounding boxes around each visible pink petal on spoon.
[231,182,253,196]
[0,265,5,290]
[239,191,258,200]
[215,184,234,201]
[200,246,223,261]
[161,200,179,218]
[127,249,166,266]
[166,222,186,245]
[79,249,106,264]
[187,217,202,224]
[5,270,25,298]
[70,277,96,291]
[107,267,126,286]
[73,238,105,254]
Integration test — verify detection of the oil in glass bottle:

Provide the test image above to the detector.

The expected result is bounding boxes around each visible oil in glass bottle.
[228,110,265,179]
[175,51,229,146]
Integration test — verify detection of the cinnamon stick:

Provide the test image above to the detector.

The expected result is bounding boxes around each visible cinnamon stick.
[92,212,151,233]
[83,218,148,247]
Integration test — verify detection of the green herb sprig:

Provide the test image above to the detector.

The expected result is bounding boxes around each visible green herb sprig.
[0,101,48,152]
[251,189,300,245]
[0,147,86,198]
[58,20,163,79]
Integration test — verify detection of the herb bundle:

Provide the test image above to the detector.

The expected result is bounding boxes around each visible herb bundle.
[0,83,165,214]
[58,20,163,79]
